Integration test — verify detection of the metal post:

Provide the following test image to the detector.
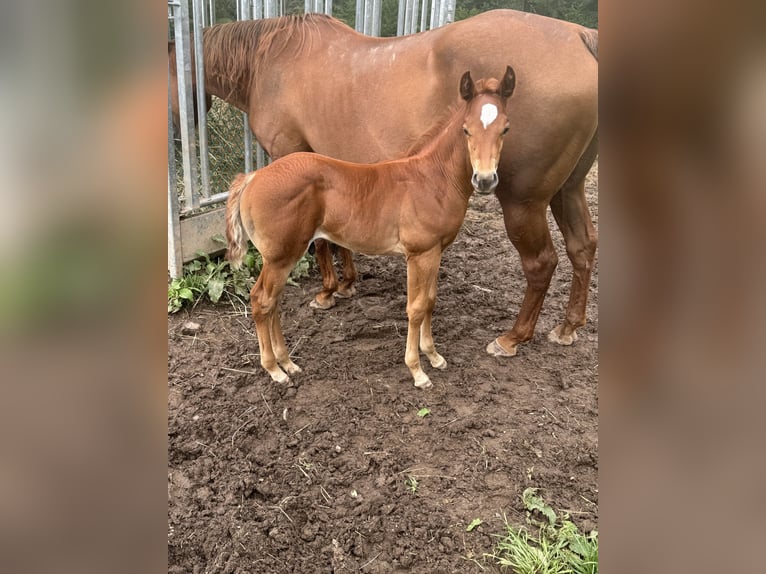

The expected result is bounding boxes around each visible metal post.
[397,0,405,35]
[192,0,211,197]
[172,0,200,210]
[409,0,418,33]
[208,0,216,25]
[403,0,412,34]
[372,0,381,36]
[429,0,439,29]
[254,0,263,19]
[324,0,332,15]
[168,61,183,278]
[445,0,455,24]
[355,0,364,32]
[419,0,428,32]
[364,0,374,35]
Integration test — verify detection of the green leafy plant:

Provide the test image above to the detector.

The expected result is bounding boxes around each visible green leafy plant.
[417,407,431,418]
[486,488,598,573]
[168,242,314,313]
[405,476,418,493]
[466,518,483,532]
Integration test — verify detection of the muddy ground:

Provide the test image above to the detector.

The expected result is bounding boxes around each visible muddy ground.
[168,168,598,573]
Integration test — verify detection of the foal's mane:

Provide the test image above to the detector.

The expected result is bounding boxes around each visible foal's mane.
[202,14,348,102]
[405,78,504,157]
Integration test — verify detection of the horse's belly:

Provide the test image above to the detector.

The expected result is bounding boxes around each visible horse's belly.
[313,229,404,257]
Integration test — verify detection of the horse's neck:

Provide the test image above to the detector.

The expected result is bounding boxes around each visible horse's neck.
[415,112,472,202]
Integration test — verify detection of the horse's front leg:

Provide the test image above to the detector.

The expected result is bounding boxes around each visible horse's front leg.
[335,246,358,299]
[404,249,443,388]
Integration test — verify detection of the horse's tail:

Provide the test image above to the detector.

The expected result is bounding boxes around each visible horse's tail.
[225,172,253,270]
[580,28,598,62]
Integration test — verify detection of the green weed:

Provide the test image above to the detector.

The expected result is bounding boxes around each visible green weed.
[168,243,314,313]
[486,488,598,573]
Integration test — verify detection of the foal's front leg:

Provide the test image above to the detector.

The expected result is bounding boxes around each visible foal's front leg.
[404,250,443,388]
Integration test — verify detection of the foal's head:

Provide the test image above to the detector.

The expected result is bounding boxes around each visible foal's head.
[459,66,516,194]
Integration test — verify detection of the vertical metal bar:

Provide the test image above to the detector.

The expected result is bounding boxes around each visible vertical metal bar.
[239,0,254,173]
[419,0,428,33]
[254,0,263,19]
[364,0,374,35]
[429,0,439,29]
[208,0,216,24]
[324,0,332,16]
[409,0,418,33]
[372,0,381,36]
[397,0,405,35]
[173,0,200,211]
[437,0,447,28]
[305,0,312,12]
[168,45,183,278]
[403,0,412,34]
[355,0,364,32]
[445,0,455,24]
[192,0,211,197]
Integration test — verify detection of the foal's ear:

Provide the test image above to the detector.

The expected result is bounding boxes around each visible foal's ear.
[501,66,516,99]
[459,71,475,101]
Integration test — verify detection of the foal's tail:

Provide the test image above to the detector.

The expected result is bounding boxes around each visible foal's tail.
[225,172,252,270]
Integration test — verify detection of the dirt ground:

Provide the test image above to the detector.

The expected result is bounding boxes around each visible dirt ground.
[168,168,598,573]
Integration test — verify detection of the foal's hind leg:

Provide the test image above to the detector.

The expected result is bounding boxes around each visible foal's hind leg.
[548,179,597,345]
[251,262,293,383]
[270,295,302,375]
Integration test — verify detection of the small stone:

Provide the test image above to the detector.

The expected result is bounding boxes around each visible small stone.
[181,321,201,335]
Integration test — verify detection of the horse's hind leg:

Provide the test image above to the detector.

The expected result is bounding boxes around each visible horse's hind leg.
[270,293,302,375]
[310,239,338,310]
[335,247,358,299]
[251,262,293,383]
[548,136,598,345]
[488,201,558,357]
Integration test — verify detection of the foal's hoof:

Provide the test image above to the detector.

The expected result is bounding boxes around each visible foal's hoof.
[548,325,578,346]
[281,360,302,375]
[268,368,290,384]
[309,295,336,310]
[429,354,447,370]
[414,375,433,389]
[486,338,517,357]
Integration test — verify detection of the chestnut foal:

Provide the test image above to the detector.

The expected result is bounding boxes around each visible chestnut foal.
[226,68,515,388]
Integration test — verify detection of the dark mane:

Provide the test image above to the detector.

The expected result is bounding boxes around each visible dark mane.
[202,14,348,103]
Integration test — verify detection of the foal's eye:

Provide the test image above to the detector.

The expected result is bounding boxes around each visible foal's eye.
[463,127,470,136]
[501,126,510,136]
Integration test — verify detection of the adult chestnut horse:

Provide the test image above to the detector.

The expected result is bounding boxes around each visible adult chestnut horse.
[226,69,515,387]
[170,10,598,358]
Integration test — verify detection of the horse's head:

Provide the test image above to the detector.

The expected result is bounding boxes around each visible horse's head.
[168,40,212,133]
[459,66,515,194]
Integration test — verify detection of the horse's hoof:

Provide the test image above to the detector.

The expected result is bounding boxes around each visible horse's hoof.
[281,360,302,375]
[486,338,517,357]
[310,296,335,310]
[414,376,433,389]
[430,355,447,370]
[269,369,290,384]
[333,285,356,299]
[548,325,577,346]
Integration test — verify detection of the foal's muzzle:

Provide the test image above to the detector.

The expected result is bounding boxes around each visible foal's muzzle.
[471,171,499,194]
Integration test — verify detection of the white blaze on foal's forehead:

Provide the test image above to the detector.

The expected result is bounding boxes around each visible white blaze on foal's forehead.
[480,103,498,129]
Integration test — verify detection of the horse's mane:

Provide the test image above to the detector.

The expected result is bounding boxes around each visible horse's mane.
[202,14,348,102]
[404,102,464,156]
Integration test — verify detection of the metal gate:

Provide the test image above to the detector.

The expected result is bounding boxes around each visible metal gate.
[168,0,457,278]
